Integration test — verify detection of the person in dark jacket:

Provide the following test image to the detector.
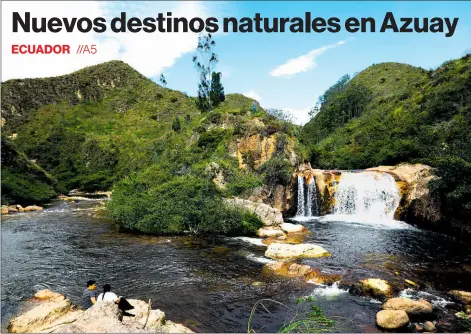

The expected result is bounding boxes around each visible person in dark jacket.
[81,280,97,309]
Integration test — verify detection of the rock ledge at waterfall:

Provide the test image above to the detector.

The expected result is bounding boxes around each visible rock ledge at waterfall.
[265,243,330,260]
[8,289,193,333]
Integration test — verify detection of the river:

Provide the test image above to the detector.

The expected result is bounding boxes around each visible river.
[2,199,471,332]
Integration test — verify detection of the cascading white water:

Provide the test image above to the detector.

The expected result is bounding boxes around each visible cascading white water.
[332,172,400,221]
[296,176,305,216]
[296,176,319,217]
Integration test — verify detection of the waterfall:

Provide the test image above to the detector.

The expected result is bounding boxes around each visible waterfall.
[332,172,400,221]
[296,176,305,216]
[296,176,319,217]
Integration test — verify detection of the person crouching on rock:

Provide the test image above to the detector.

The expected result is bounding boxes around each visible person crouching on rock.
[82,280,97,309]
[97,284,121,304]
[97,284,135,316]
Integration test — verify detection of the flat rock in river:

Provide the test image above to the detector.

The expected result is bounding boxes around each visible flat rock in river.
[264,243,330,260]
[448,290,471,305]
[382,297,433,316]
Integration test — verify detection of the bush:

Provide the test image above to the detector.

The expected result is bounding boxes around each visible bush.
[108,168,262,235]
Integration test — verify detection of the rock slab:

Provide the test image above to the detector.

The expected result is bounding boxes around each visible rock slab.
[265,243,330,260]
[382,297,433,316]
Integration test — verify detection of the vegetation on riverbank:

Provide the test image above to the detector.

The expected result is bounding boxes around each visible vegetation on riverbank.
[301,53,471,235]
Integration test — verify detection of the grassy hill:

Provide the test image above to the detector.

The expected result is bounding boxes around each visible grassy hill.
[1,137,56,205]
[1,61,303,235]
[301,54,471,235]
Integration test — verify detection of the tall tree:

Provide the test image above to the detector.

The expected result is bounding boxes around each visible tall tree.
[210,72,225,106]
[159,74,167,87]
[192,34,224,111]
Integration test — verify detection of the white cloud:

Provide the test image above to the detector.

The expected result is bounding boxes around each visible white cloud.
[2,1,219,81]
[243,90,262,102]
[269,40,346,78]
[283,106,312,125]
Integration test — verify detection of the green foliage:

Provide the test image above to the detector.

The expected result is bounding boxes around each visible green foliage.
[279,297,335,333]
[210,72,225,107]
[172,117,181,132]
[107,166,262,235]
[1,138,56,204]
[258,156,292,189]
[225,169,264,197]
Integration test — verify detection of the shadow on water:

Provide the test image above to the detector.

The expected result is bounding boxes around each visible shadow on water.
[2,201,471,332]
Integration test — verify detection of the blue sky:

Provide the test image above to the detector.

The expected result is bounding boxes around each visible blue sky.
[3,1,471,124]
[162,1,471,123]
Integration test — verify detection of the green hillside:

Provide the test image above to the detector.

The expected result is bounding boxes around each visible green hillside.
[1,137,56,205]
[301,54,471,235]
[1,61,302,235]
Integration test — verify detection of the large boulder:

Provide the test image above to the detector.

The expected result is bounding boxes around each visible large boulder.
[264,243,330,260]
[262,261,341,284]
[24,205,43,212]
[448,290,471,305]
[280,223,306,233]
[350,278,393,300]
[8,299,75,333]
[376,310,409,329]
[8,291,193,333]
[34,289,65,302]
[257,228,285,238]
[382,297,433,316]
[223,197,284,226]
[1,206,9,214]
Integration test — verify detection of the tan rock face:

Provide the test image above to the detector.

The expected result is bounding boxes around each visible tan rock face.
[34,289,66,302]
[8,299,74,333]
[351,278,393,299]
[1,206,9,215]
[376,310,409,329]
[262,261,341,284]
[257,228,285,238]
[24,205,44,212]
[8,292,193,333]
[366,164,440,222]
[382,297,433,316]
[280,223,306,233]
[223,197,284,226]
[448,290,471,304]
[237,134,276,170]
[264,243,331,260]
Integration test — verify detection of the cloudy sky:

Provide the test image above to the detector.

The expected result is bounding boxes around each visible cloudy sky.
[2,1,471,124]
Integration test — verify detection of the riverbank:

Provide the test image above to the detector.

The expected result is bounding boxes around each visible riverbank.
[8,289,193,333]
[2,199,471,332]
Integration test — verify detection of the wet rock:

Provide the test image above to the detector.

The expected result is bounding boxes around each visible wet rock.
[423,321,436,332]
[280,222,306,233]
[448,290,471,305]
[16,205,25,212]
[223,197,283,226]
[265,243,330,260]
[351,278,393,299]
[24,205,43,212]
[262,261,340,284]
[415,323,424,332]
[376,310,409,329]
[382,297,433,316]
[257,228,285,238]
[34,289,65,302]
[1,206,9,214]
[8,205,19,212]
[466,305,471,315]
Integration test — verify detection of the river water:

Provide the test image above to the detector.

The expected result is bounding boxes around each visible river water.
[2,199,471,332]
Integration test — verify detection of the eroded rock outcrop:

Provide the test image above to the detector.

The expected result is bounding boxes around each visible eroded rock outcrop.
[350,278,393,300]
[8,291,193,333]
[262,261,341,284]
[223,197,284,226]
[265,243,330,260]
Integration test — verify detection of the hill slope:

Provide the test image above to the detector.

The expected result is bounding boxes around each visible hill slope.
[301,54,471,236]
[1,61,304,235]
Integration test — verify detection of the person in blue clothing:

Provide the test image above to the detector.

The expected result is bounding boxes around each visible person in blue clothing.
[81,280,97,309]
